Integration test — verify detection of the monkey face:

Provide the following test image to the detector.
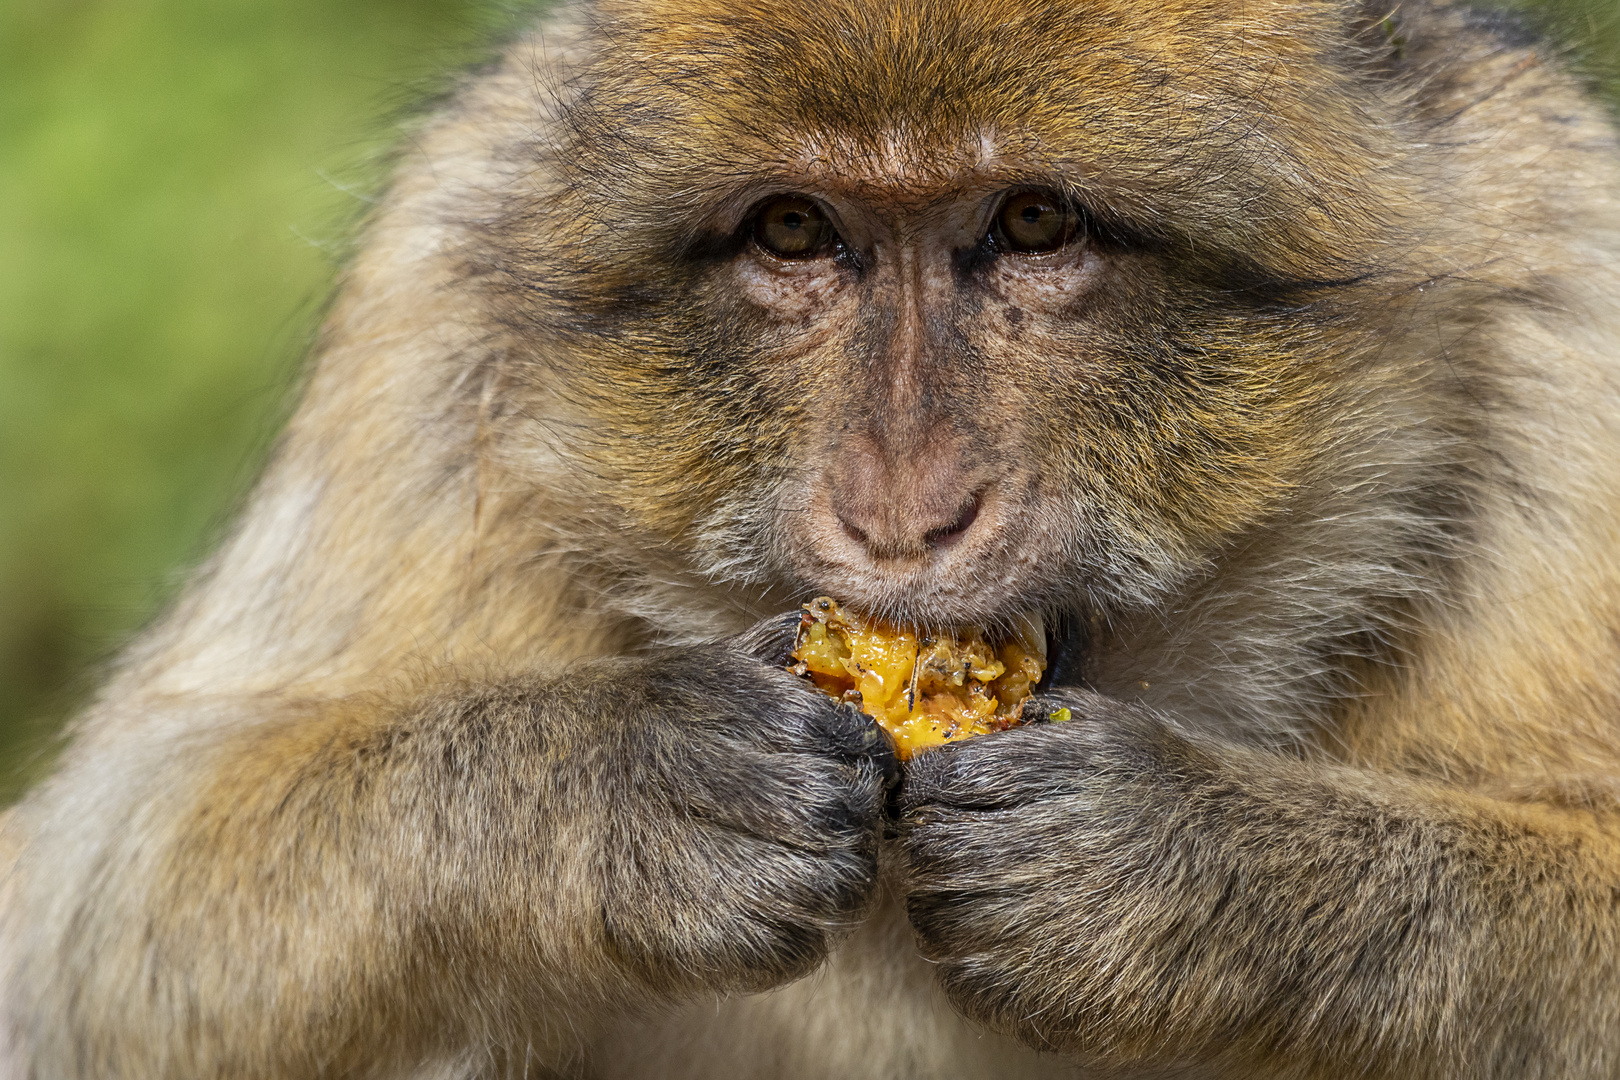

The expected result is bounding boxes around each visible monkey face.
[488,0,1403,630]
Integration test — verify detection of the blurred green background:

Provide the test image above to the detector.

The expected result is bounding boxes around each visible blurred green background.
[0,0,515,799]
[0,0,1615,802]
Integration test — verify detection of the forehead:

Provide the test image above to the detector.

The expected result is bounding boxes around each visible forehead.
[571,0,1382,270]
[612,0,1328,135]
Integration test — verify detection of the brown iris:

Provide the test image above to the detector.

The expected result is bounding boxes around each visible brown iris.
[752,196,833,258]
[996,191,1080,253]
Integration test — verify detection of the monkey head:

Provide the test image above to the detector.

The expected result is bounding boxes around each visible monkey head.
[481,0,1416,633]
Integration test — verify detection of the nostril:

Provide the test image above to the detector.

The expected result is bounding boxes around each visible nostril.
[839,516,869,546]
[923,492,982,549]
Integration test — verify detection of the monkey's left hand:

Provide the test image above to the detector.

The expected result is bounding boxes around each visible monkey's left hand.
[897,693,1195,1057]
[895,688,1559,1075]
[898,691,1249,1060]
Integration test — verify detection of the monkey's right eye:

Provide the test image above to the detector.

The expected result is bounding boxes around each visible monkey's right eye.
[750,196,835,259]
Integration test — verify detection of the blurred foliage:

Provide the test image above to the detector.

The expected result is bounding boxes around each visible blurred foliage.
[1520,0,1620,98]
[0,0,1616,802]
[0,0,513,799]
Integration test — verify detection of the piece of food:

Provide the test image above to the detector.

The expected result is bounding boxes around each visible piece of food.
[787,596,1046,760]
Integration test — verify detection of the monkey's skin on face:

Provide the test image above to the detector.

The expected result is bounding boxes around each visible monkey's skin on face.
[6,0,1620,1077]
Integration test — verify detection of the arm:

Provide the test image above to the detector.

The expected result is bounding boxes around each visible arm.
[899,690,1620,1079]
[4,628,893,1079]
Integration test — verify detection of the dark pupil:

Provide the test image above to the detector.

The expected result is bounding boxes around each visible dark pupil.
[782,211,805,230]
[1001,192,1075,252]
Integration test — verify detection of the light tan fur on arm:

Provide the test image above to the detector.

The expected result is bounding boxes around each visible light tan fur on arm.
[0,24,662,1076]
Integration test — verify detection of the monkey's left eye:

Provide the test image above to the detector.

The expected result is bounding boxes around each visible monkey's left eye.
[994,190,1081,253]
[751,196,836,259]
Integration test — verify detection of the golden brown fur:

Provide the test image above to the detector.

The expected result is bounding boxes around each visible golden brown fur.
[5,0,1620,1076]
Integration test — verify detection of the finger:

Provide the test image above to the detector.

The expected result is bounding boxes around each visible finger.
[1020,686,1113,723]
[728,608,805,666]
[901,725,1078,813]
[688,745,886,852]
[1036,613,1092,690]
[809,701,898,778]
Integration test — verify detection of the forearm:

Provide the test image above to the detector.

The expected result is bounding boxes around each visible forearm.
[901,708,1620,1079]
[6,635,886,1080]
[1072,747,1619,1075]
[5,674,632,1079]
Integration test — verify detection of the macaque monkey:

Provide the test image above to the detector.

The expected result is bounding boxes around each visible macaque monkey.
[4,0,1620,1076]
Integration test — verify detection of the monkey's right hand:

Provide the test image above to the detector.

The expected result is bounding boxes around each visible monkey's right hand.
[574,612,895,998]
[5,614,893,1076]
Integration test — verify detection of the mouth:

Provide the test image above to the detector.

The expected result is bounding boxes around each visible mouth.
[956,606,1091,693]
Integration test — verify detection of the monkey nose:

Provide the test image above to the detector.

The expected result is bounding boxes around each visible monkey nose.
[836,492,981,556]
[828,436,986,563]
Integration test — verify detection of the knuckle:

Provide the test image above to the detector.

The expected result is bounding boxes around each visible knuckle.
[906,889,980,956]
[897,744,964,807]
